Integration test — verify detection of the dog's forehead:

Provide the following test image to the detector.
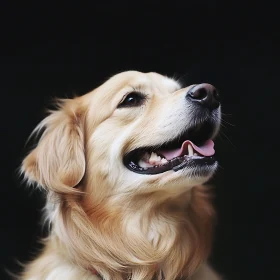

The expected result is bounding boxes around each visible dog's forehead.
[146,72,181,93]
[103,71,181,94]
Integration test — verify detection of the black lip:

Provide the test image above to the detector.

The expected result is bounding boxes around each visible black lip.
[124,154,216,175]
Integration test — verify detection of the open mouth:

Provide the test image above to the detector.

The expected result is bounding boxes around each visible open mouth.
[123,120,218,175]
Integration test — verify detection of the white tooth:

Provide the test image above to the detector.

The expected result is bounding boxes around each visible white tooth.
[138,160,154,168]
[148,152,158,164]
[150,152,157,159]
[150,152,157,161]
[150,152,163,163]
[194,153,198,156]
[188,144,194,156]
[161,158,168,164]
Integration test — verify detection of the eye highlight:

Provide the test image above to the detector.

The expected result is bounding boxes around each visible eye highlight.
[117,92,146,108]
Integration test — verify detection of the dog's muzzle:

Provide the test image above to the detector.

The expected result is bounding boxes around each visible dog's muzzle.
[123,83,221,175]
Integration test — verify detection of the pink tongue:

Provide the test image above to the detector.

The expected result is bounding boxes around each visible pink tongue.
[160,140,215,160]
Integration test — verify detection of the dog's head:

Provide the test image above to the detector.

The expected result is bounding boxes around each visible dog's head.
[22,71,221,197]
[21,71,221,278]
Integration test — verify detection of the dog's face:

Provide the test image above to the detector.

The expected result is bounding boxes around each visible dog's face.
[22,71,221,197]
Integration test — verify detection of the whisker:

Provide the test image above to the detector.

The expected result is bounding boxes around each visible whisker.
[221,119,235,127]
[214,115,235,127]
[221,112,233,116]
[218,130,236,148]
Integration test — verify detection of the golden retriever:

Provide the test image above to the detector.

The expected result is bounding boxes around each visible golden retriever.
[20,71,222,280]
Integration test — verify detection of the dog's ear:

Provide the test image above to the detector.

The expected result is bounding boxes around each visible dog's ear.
[21,99,86,194]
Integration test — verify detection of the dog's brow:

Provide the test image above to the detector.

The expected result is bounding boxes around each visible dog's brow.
[130,84,147,93]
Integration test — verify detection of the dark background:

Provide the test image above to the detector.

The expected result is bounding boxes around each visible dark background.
[1,1,279,279]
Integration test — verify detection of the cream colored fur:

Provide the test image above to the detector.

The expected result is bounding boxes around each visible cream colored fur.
[20,71,222,280]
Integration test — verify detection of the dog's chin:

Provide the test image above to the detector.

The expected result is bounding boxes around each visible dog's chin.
[123,119,219,179]
[175,161,218,184]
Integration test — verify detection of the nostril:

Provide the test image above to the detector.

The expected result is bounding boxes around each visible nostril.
[189,88,208,100]
[213,89,220,101]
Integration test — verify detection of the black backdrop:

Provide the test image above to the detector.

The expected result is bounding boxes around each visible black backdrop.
[1,1,280,280]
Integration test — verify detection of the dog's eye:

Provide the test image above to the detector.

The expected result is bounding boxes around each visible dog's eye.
[118,92,146,108]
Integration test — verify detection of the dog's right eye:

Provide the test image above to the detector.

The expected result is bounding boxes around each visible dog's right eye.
[117,92,146,108]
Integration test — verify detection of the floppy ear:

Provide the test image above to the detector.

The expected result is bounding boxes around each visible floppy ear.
[21,99,86,194]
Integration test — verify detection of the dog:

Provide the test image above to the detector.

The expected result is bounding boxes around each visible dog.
[20,71,222,280]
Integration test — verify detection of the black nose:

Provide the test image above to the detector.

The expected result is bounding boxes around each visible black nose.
[187,83,220,110]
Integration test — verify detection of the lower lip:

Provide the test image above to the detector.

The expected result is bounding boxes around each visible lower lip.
[173,156,216,171]
[125,155,217,175]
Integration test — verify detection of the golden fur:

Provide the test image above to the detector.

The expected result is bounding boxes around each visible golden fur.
[20,71,222,280]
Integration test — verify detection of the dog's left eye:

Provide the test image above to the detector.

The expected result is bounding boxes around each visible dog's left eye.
[118,92,146,108]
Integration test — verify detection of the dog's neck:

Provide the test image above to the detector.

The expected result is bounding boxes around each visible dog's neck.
[48,185,214,280]
[125,190,192,244]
